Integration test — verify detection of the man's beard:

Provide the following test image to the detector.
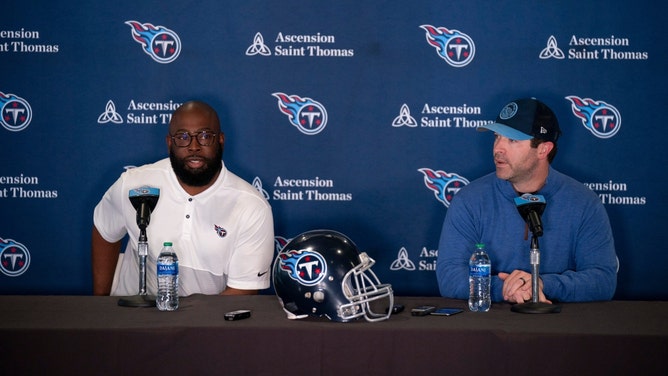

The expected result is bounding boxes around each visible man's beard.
[169,146,223,187]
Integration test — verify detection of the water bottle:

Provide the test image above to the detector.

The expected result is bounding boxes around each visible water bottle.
[156,242,179,311]
[469,243,491,312]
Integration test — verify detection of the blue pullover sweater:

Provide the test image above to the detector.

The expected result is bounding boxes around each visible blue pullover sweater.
[437,167,617,302]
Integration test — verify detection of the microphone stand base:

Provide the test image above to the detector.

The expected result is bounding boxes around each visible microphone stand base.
[117,295,157,308]
[511,302,561,314]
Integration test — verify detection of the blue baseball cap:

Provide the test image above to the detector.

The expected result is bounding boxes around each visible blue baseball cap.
[478,98,561,143]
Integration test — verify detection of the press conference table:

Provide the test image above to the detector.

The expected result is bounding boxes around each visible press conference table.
[1,295,666,376]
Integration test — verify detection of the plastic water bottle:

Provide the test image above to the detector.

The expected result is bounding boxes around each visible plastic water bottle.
[469,243,491,312]
[156,242,179,311]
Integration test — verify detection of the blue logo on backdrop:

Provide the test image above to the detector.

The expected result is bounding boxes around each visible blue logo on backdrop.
[274,236,290,254]
[420,25,475,67]
[273,93,328,135]
[0,238,31,277]
[566,96,621,139]
[125,21,181,63]
[419,168,469,207]
[0,92,32,132]
[276,248,327,286]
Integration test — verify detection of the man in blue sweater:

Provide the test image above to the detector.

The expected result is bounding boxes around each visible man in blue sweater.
[436,98,617,304]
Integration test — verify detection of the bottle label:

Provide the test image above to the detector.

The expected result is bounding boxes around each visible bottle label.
[470,264,490,277]
[157,263,178,276]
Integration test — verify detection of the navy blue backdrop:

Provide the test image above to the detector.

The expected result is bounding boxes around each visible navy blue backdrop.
[1,0,666,300]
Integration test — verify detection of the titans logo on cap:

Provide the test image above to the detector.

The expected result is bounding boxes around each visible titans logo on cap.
[499,102,519,120]
[420,25,476,67]
[419,168,470,208]
[276,248,327,286]
[272,93,328,135]
[125,21,181,64]
[0,238,31,277]
[566,96,621,139]
[0,92,32,132]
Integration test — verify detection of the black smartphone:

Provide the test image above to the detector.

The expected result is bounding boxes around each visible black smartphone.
[411,305,437,316]
[224,309,251,321]
[430,308,464,316]
[386,304,405,314]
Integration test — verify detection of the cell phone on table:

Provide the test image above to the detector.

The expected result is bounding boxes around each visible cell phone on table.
[224,309,251,321]
[430,307,464,316]
[411,305,437,316]
[386,304,405,314]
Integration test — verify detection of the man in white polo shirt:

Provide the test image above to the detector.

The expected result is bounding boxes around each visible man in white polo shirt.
[92,100,274,296]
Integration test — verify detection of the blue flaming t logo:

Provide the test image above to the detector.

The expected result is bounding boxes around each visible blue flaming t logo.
[0,238,31,277]
[126,21,181,64]
[566,96,621,139]
[419,168,469,208]
[420,24,475,67]
[0,92,32,132]
[277,249,327,286]
[272,93,328,135]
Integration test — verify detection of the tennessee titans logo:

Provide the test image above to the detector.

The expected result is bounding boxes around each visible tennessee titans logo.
[566,96,621,139]
[214,225,227,238]
[0,238,31,277]
[272,92,328,135]
[0,92,32,132]
[125,21,181,64]
[419,168,469,208]
[274,236,291,254]
[420,25,475,67]
[277,249,327,286]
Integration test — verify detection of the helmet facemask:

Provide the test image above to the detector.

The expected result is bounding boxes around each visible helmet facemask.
[338,252,394,322]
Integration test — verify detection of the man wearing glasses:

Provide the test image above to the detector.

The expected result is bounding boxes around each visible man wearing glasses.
[92,101,274,297]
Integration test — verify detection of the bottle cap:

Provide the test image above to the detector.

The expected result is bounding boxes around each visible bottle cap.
[163,242,173,246]
[475,243,485,249]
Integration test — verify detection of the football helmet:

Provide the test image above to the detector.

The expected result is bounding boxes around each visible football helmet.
[272,229,394,322]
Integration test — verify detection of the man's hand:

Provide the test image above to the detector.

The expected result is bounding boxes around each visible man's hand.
[498,270,552,304]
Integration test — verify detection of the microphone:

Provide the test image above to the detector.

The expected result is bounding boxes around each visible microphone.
[129,186,160,230]
[514,194,546,237]
[119,186,160,307]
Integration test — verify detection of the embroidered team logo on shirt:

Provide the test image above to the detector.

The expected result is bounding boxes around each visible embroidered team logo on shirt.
[214,224,227,238]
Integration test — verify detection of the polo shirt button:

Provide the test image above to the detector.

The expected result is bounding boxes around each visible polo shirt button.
[185,214,190,219]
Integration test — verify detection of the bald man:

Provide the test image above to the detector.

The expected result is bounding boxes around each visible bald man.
[92,101,274,297]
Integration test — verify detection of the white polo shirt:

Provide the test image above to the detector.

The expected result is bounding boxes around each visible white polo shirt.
[93,158,274,296]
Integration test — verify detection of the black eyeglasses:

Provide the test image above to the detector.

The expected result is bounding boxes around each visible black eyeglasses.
[170,131,218,147]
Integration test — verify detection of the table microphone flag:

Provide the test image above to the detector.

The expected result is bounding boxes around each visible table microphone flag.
[129,186,160,230]
[514,194,546,237]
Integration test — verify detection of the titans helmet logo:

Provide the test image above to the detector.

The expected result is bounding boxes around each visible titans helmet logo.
[419,168,469,208]
[277,248,327,286]
[125,21,181,64]
[566,96,621,139]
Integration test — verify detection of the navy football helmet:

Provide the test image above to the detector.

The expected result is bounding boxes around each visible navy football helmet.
[272,229,394,322]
